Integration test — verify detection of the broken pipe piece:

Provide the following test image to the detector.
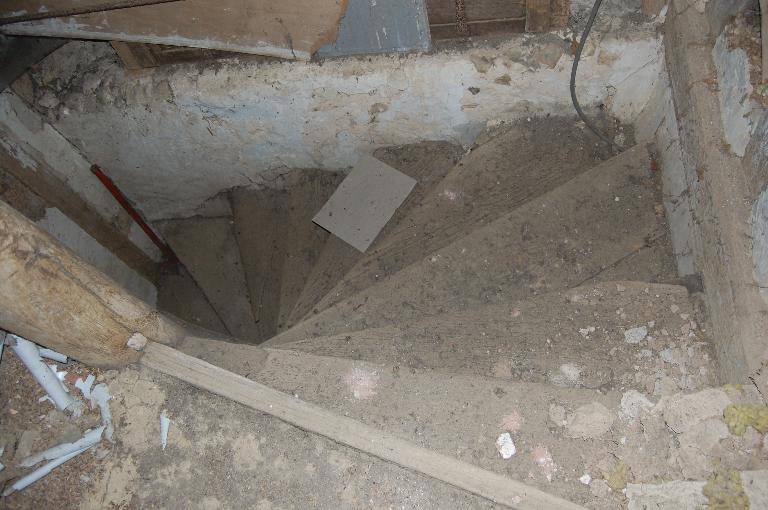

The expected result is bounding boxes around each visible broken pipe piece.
[9,335,75,412]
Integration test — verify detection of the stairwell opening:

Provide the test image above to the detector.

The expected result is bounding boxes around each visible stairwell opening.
[2,0,768,507]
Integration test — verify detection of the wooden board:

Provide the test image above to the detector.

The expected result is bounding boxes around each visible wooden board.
[142,341,587,510]
[231,187,290,341]
[276,171,344,331]
[311,118,609,316]
[1,0,349,60]
[0,0,180,25]
[266,146,661,346]
[158,216,260,341]
[287,142,463,327]
[426,0,525,24]
[525,0,550,32]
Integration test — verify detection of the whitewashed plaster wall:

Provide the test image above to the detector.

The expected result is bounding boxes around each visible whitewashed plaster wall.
[19,20,664,220]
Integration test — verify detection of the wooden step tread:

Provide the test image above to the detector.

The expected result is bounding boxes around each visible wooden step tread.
[158,216,260,341]
[265,145,664,347]
[177,336,623,507]
[286,141,464,328]
[311,117,611,315]
[274,281,717,393]
[276,170,345,331]
[231,186,290,342]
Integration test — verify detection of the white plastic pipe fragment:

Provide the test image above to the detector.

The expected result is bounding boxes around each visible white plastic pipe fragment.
[160,410,170,450]
[90,384,114,441]
[19,426,104,468]
[8,335,75,412]
[38,348,67,363]
[2,446,93,496]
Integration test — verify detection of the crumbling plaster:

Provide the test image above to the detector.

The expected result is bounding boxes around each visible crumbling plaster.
[19,20,664,220]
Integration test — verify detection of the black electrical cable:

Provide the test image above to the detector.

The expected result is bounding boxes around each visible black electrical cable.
[570,0,622,150]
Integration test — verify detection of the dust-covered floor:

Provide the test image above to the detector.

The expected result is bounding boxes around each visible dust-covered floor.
[2,320,768,509]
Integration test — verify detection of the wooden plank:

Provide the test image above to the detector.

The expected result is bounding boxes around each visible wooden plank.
[550,0,570,29]
[525,0,550,32]
[266,146,659,347]
[426,0,525,25]
[158,216,260,341]
[231,187,289,341]
[141,341,587,510]
[1,0,349,60]
[429,18,526,39]
[0,200,188,367]
[308,118,608,318]
[287,142,462,327]
[0,0,180,25]
[0,137,160,283]
[111,41,159,70]
[276,171,343,331]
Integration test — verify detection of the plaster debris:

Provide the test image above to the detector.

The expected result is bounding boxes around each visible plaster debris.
[2,446,93,496]
[620,390,655,421]
[500,410,522,433]
[579,326,596,338]
[565,402,615,439]
[38,348,67,363]
[126,332,148,351]
[160,410,170,450]
[624,326,648,344]
[580,473,592,485]
[495,433,516,459]
[90,384,114,441]
[343,367,379,400]
[530,445,556,481]
[659,388,732,434]
[549,363,583,387]
[548,404,567,426]
[626,480,707,509]
[9,335,76,413]
[19,426,104,468]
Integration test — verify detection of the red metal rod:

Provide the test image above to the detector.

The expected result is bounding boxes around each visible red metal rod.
[91,164,178,265]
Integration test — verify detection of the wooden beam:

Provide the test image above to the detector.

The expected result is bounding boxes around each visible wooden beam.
[111,41,159,70]
[0,0,182,26]
[141,341,587,510]
[2,0,350,60]
[0,137,160,283]
[0,200,188,367]
[525,0,551,32]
